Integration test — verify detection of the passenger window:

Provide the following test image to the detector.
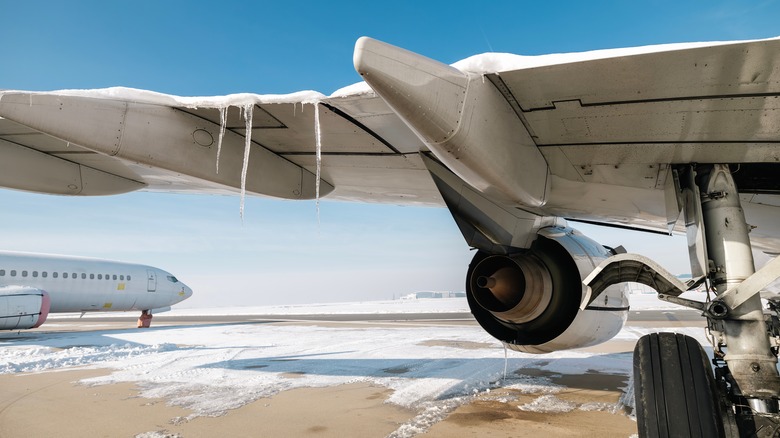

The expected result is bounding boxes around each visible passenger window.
[73,273,77,279]
[63,273,68,279]
[10,270,16,277]
[120,275,125,281]
[42,272,47,278]
[22,271,28,277]
[89,274,94,279]
[53,272,58,278]
[0,269,4,276]
[32,271,38,278]
[113,275,117,280]
[128,275,132,281]
[81,273,86,279]
[98,274,102,280]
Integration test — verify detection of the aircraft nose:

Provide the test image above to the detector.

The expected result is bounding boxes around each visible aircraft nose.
[179,283,193,301]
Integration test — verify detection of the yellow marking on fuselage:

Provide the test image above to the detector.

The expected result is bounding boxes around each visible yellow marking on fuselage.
[117,283,125,290]
[103,302,113,309]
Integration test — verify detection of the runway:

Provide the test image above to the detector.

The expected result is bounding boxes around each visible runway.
[0,304,707,437]
[37,307,705,325]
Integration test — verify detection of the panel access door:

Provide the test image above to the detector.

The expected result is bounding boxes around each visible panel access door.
[147,270,157,292]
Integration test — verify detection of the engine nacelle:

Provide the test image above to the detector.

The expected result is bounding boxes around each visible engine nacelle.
[0,286,50,330]
[467,227,628,354]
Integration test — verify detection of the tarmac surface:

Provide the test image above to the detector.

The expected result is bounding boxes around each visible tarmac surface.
[0,309,706,437]
[45,308,704,325]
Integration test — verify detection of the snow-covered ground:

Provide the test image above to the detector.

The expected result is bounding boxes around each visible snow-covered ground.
[1,296,707,437]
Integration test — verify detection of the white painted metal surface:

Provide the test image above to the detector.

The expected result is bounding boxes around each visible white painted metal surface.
[0,251,191,315]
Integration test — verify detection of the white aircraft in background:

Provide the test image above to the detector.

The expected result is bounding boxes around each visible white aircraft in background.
[0,251,193,330]
[3,36,780,435]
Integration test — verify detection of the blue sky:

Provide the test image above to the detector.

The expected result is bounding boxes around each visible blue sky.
[0,1,777,307]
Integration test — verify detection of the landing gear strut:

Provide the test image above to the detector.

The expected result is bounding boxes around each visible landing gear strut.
[697,165,780,436]
[586,164,780,437]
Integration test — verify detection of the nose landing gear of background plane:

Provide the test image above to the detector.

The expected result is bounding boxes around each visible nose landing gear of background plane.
[137,310,153,328]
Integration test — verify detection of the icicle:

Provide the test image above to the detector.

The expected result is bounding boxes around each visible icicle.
[503,343,508,380]
[239,103,254,221]
[216,106,227,174]
[314,102,323,225]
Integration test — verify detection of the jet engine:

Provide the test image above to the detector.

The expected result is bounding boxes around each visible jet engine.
[0,286,50,330]
[467,227,629,354]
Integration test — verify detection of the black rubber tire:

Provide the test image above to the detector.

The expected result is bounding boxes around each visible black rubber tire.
[634,332,725,438]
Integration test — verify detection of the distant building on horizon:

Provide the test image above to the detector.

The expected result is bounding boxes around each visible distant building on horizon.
[401,291,466,300]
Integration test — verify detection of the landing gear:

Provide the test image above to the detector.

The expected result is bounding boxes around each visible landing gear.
[586,164,780,437]
[634,333,724,437]
[137,310,152,328]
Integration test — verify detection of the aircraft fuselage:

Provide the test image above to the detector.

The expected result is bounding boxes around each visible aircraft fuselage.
[0,251,192,313]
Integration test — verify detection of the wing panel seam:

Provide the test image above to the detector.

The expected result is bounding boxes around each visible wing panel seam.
[321,103,403,154]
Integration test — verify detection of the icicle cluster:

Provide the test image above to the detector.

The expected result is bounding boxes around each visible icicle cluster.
[205,98,324,222]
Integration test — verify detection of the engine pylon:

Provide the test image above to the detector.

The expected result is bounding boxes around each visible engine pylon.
[354,37,549,207]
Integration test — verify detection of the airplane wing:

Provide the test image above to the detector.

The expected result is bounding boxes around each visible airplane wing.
[1,36,780,243]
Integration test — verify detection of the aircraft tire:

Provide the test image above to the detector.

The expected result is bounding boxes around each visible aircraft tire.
[634,332,725,438]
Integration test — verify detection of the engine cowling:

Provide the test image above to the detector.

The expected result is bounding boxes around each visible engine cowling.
[0,286,50,330]
[467,226,628,354]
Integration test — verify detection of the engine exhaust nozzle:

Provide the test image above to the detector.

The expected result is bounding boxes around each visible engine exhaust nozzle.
[470,254,552,324]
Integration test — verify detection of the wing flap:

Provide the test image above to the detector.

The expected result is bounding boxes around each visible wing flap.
[498,38,780,111]
[0,116,145,195]
[491,38,780,156]
[285,153,442,204]
[493,37,780,150]
[182,101,408,155]
[330,94,427,154]
[484,38,780,193]
[0,93,333,200]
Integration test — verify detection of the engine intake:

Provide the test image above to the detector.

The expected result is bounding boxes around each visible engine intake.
[0,286,50,330]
